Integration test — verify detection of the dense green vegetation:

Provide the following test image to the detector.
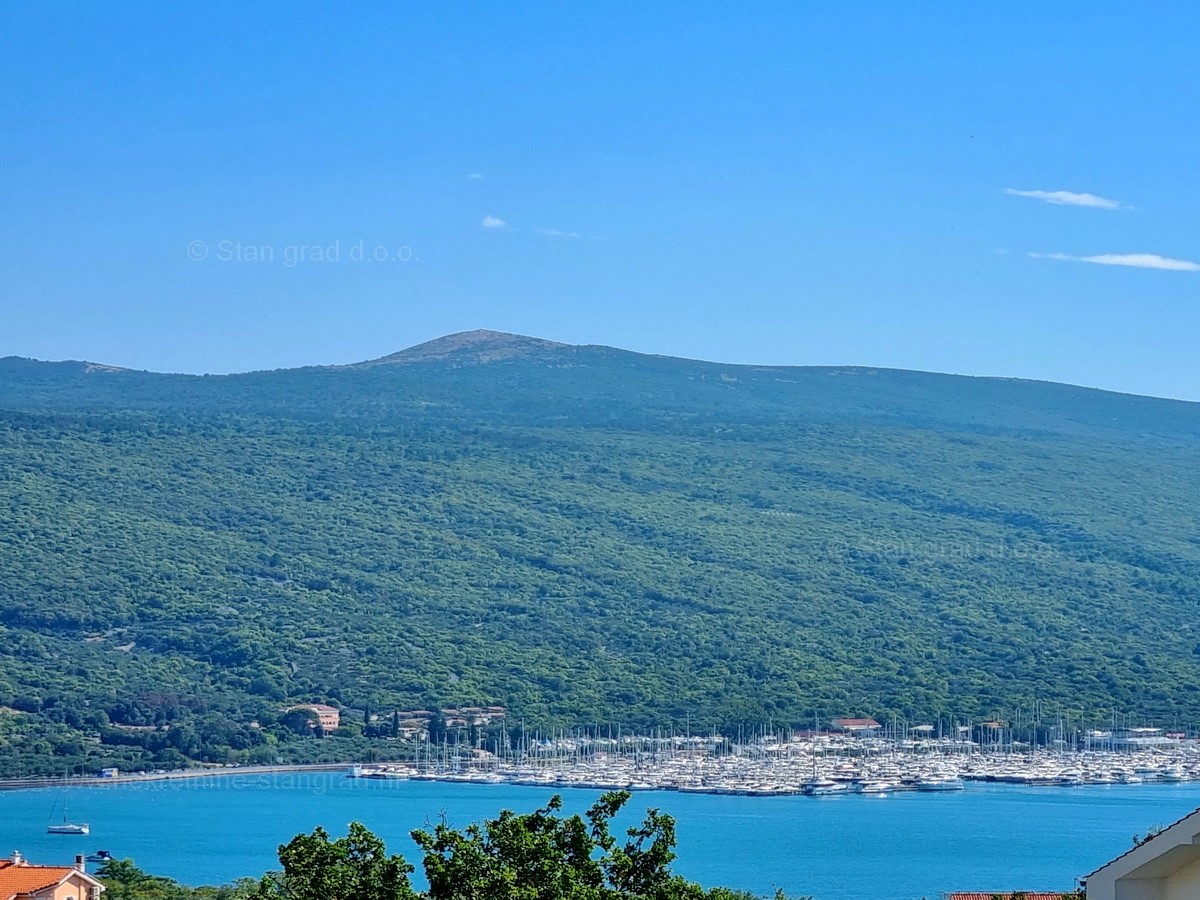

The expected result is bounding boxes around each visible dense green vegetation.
[96,857,254,900]
[97,792,799,899]
[3,330,1200,774]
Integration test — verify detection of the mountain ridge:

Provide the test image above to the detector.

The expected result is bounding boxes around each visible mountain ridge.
[2,325,1200,774]
[4,331,1200,410]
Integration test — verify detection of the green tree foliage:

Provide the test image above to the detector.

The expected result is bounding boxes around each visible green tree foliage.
[273,794,801,900]
[251,821,416,900]
[414,794,609,898]
[3,335,1200,773]
[97,858,255,900]
[280,708,322,736]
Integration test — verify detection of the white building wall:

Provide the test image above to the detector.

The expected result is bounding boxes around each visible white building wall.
[1164,855,1200,900]
[1103,877,1162,900]
[1086,808,1200,900]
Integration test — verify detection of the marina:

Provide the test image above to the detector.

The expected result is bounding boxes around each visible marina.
[346,729,1200,798]
[8,731,1200,897]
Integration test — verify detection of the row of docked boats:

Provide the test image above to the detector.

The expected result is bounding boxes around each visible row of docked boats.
[963,763,1194,786]
[347,744,1200,798]
[347,763,966,797]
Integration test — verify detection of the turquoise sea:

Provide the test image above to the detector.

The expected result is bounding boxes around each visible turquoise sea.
[3,774,1199,899]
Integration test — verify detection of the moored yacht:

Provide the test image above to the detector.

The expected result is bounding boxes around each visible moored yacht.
[802,777,848,796]
[915,775,964,792]
[854,780,893,794]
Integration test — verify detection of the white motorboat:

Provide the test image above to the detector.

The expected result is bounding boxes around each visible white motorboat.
[916,776,964,792]
[802,778,849,796]
[855,780,894,794]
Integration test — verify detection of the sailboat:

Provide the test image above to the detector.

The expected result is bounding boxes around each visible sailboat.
[47,793,90,835]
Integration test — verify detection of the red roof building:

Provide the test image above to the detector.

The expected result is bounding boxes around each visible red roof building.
[0,853,105,900]
[284,703,340,732]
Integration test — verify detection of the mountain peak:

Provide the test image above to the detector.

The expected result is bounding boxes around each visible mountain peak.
[355,330,571,367]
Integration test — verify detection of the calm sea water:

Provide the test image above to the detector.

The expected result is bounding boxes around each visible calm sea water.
[3,774,1199,899]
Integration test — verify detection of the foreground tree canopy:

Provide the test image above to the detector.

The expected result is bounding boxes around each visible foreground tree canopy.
[255,791,794,899]
[99,792,802,899]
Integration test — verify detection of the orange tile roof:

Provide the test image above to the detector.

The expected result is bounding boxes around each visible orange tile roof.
[0,863,77,898]
[946,894,1072,900]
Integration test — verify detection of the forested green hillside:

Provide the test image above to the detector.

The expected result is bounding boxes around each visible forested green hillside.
[2,330,1200,775]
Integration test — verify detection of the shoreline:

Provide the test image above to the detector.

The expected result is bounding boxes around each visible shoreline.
[0,762,351,792]
[3,759,1200,803]
[7,740,1200,799]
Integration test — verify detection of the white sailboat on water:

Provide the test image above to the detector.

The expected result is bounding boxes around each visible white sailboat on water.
[47,793,90,835]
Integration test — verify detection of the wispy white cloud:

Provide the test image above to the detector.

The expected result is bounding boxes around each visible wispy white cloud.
[468,172,483,179]
[535,227,579,238]
[1006,188,1123,209]
[481,215,507,229]
[1029,251,1200,272]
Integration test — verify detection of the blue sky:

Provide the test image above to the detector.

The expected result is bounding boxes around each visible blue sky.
[2,3,1198,399]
